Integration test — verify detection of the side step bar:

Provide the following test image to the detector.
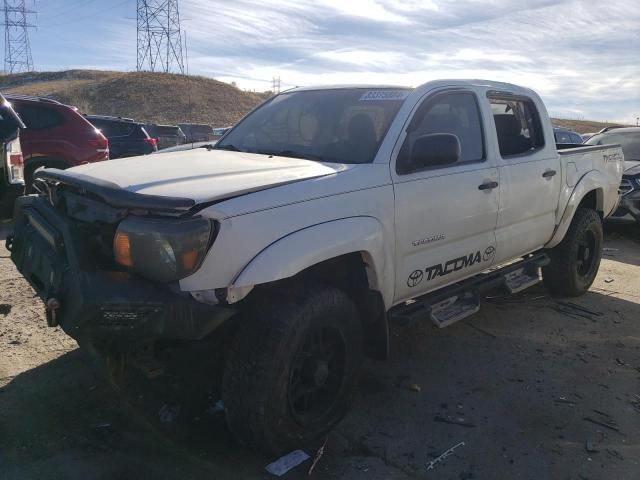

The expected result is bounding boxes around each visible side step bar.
[389,253,549,329]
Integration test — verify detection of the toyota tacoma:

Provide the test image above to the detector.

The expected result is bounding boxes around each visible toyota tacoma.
[7,80,624,453]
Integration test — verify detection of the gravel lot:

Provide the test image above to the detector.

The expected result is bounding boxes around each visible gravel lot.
[1,220,639,479]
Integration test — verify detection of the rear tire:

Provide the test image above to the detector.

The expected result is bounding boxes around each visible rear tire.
[543,208,603,297]
[223,284,363,454]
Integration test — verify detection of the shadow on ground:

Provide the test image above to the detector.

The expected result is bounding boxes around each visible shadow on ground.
[1,286,639,479]
[1,227,639,479]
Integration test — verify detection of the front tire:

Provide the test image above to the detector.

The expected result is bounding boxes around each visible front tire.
[223,284,363,454]
[543,207,603,297]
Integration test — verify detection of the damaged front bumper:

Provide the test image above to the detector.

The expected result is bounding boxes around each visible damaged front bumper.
[7,195,235,348]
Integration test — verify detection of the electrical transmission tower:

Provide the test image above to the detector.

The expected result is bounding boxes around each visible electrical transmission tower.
[3,0,35,74]
[137,0,185,74]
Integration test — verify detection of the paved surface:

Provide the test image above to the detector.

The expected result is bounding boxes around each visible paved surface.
[1,220,639,479]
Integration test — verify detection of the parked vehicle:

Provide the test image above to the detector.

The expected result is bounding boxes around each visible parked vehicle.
[154,140,215,153]
[0,93,25,218]
[178,123,213,143]
[144,124,186,150]
[212,127,231,137]
[7,80,623,454]
[586,127,640,222]
[85,115,157,159]
[553,127,583,144]
[6,95,109,190]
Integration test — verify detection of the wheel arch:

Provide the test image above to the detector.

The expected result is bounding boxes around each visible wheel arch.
[546,172,605,249]
[233,217,391,360]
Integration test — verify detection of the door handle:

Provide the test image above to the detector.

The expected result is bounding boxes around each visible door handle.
[542,169,557,178]
[478,181,499,191]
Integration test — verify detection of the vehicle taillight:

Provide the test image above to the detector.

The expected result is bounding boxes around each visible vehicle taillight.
[145,137,158,150]
[89,130,109,153]
[5,136,24,184]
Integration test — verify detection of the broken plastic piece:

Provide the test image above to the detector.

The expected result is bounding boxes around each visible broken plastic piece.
[265,450,310,476]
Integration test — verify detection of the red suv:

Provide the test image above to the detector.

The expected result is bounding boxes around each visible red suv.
[6,95,109,189]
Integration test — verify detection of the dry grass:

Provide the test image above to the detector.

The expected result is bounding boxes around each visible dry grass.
[0,70,269,127]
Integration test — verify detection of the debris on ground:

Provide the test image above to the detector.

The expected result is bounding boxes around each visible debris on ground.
[408,383,421,393]
[585,440,600,453]
[206,399,225,415]
[434,414,476,428]
[604,278,615,283]
[158,403,180,423]
[425,441,466,471]
[583,416,621,433]
[553,397,577,406]
[265,450,310,476]
[307,437,327,476]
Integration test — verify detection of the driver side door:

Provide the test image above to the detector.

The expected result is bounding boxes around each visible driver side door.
[392,90,499,303]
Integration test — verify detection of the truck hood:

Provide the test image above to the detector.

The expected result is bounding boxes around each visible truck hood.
[70,149,343,204]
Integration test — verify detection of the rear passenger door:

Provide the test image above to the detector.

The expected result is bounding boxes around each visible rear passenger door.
[489,95,561,263]
[392,90,499,303]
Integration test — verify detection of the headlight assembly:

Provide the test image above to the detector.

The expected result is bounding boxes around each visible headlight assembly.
[114,216,215,282]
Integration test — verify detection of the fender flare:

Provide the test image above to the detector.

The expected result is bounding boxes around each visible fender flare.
[233,216,389,302]
[546,170,604,248]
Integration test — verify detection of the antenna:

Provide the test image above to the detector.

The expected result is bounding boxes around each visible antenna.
[2,0,35,73]
[137,0,185,74]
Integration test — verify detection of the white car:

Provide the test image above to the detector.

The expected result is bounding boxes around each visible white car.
[8,79,624,454]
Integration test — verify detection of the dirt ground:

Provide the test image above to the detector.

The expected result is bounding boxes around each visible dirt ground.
[1,220,639,480]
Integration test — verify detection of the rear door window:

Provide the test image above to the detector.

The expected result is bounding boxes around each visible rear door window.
[489,96,544,157]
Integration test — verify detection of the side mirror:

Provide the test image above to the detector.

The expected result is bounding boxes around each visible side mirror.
[410,133,461,169]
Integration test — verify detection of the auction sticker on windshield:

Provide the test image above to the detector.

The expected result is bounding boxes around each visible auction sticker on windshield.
[359,90,410,101]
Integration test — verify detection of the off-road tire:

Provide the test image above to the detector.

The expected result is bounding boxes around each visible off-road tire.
[543,207,603,297]
[222,284,363,454]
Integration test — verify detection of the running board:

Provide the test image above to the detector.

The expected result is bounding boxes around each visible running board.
[389,253,549,329]
[504,267,541,294]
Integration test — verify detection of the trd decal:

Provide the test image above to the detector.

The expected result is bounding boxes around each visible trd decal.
[407,247,495,287]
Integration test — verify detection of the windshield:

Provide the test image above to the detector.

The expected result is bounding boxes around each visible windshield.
[215,88,411,164]
[586,131,640,160]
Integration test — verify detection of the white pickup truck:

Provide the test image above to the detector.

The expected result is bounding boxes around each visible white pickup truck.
[8,80,623,453]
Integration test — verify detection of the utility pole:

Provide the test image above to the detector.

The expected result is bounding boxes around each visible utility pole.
[137,0,185,74]
[272,76,281,94]
[2,0,35,74]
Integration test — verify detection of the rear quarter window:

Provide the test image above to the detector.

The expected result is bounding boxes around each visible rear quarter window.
[15,104,64,130]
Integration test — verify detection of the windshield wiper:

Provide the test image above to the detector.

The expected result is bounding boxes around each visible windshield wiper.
[255,149,323,161]
[215,143,243,152]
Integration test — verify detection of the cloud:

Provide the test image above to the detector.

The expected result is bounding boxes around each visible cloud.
[175,0,639,122]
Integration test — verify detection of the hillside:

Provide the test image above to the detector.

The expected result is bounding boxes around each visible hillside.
[0,70,628,133]
[0,70,269,127]
[550,118,627,135]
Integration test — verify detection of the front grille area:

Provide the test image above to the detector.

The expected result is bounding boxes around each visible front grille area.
[619,178,634,196]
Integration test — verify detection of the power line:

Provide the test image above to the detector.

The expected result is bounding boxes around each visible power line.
[137,0,185,74]
[2,0,35,73]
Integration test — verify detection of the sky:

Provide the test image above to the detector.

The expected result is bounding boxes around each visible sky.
[14,0,640,123]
